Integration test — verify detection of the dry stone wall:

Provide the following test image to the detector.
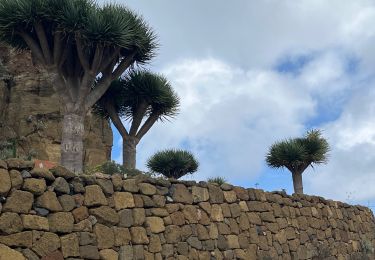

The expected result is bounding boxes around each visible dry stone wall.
[0,158,374,260]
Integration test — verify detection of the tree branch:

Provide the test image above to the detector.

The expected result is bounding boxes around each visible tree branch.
[105,100,129,137]
[136,112,159,140]
[91,44,104,73]
[75,34,90,71]
[129,101,148,136]
[98,47,120,72]
[111,53,136,80]
[53,31,63,64]
[83,75,112,111]
[34,22,52,64]
[18,31,46,65]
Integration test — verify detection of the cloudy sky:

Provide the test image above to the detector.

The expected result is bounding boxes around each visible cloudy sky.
[106,0,375,208]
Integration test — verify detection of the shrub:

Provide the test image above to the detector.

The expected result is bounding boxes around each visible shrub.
[85,160,142,177]
[207,177,227,185]
[146,149,198,179]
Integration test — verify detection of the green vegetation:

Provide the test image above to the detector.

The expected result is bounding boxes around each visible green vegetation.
[207,176,227,185]
[0,139,16,159]
[85,160,143,177]
[146,149,198,179]
[266,129,329,194]
[0,0,156,172]
[95,70,179,169]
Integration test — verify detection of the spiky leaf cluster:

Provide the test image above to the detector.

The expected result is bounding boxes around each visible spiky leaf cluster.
[0,0,156,64]
[96,70,180,121]
[146,149,199,179]
[266,129,329,173]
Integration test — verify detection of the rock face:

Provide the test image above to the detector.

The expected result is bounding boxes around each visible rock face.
[0,159,374,260]
[0,45,112,167]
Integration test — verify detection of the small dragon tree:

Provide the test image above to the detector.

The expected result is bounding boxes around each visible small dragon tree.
[0,0,156,173]
[95,70,180,169]
[147,149,199,179]
[266,130,329,194]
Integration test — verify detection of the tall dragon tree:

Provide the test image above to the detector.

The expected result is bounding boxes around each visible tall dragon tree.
[266,130,329,194]
[0,0,156,172]
[96,70,180,169]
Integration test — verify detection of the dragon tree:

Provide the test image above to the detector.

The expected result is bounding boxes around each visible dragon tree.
[266,129,329,194]
[0,0,156,172]
[96,70,179,169]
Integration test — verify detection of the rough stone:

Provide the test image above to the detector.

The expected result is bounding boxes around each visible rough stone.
[23,178,47,195]
[0,231,32,247]
[182,205,198,223]
[22,248,40,260]
[22,214,49,231]
[9,169,23,189]
[77,232,96,246]
[93,223,115,249]
[73,219,93,232]
[79,245,100,259]
[192,186,209,203]
[97,179,114,195]
[122,179,139,192]
[3,190,33,213]
[0,212,23,234]
[118,245,133,260]
[170,211,186,226]
[187,236,202,250]
[146,217,165,233]
[118,209,134,227]
[133,208,146,226]
[113,192,135,210]
[208,184,224,204]
[32,232,60,257]
[0,244,26,260]
[61,233,80,258]
[111,174,123,191]
[72,206,89,223]
[48,212,74,233]
[50,165,76,179]
[84,185,108,206]
[130,227,149,244]
[58,194,76,212]
[138,183,157,195]
[149,234,162,253]
[99,249,118,260]
[40,250,64,260]
[52,177,70,194]
[89,206,119,226]
[171,184,193,204]
[211,204,224,221]
[113,227,131,246]
[0,160,7,169]
[223,191,237,203]
[36,191,63,212]
[164,225,182,243]
[5,159,33,169]
[30,168,55,181]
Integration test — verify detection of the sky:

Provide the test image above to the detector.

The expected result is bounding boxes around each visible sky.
[102,0,375,209]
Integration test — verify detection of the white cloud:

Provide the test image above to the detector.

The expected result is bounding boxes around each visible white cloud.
[107,0,375,204]
[306,86,375,202]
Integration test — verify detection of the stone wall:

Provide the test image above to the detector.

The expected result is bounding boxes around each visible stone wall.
[0,159,374,260]
[0,45,113,167]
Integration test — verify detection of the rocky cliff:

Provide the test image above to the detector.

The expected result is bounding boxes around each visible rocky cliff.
[0,159,374,260]
[0,45,112,167]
